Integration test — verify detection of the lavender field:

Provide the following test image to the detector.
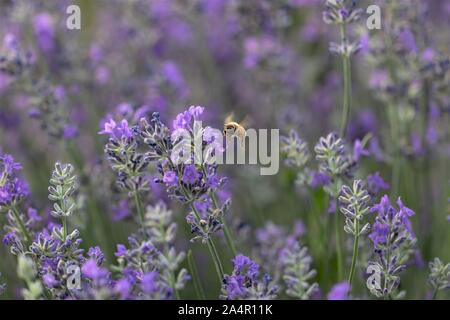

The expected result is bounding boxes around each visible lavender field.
[0,0,449,301]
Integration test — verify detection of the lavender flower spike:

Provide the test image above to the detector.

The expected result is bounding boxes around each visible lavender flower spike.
[281,241,318,300]
[339,180,370,288]
[428,258,450,299]
[367,195,417,299]
[222,255,279,300]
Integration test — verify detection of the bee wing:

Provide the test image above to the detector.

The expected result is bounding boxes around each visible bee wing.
[224,112,235,125]
[239,115,252,129]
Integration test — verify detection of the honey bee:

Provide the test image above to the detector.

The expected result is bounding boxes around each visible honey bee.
[223,113,247,148]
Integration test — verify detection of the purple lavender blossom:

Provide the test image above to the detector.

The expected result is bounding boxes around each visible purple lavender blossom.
[112,200,131,222]
[222,255,278,300]
[32,13,55,52]
[327,282,350,300]
[367,172,390,195]
[398,28,418,54]
[309,171,332,188]
[136,110,228,242]
[353,139,370,162]
[368,195,417,298]
[0,153,29,208]
[182,165,201,185]
[99,119,133,139]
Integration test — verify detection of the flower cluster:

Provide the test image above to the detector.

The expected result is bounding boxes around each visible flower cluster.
[281,241,318,300]
[48,163,77,218]
[428,258,450,297]
[339,180,371,237]
[112,202,189,300]
[323,0,362,57]
[0,34,32,77]
[367,195,417,298]
[0,153,29,209]
[29,229,86,299]
[254,220,305,278]
[222,255,279,300]
[367,172,390,196]
[280,129,311,187]
[143,202,190,297]
[1,0,449,301]
[322,0,363,25]
[136,108,229,242]
[314,132,353,197]
[281,129,310,168]
[113,238,172,299]
[28,80,77,139]
[100,118,150,193]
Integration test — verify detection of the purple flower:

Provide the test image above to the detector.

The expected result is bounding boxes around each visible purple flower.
[88,246,105,266]
[1,154,22,173]
[115,244,127,257]
[163,170,178,186]
[327,282,350,300]
[2,231,17,245]
[0,153,29,207]
[370,194,391,217]
[99,119,133,139]
[398,28,417,53]
[203,126,225,153]
[353,139,369,162]
[367,172,390,195]
[115,278,131,299]
[309,171,331,188]
[82,259,109,280]
[112,200,131,222]
[368,195,416,297]
[369,137,384,162]
[188,106,204,118]
[186,213,195,224]
[27,207,42,223]
[116,102,133,116]
[232,255,259,280]
[172,111,191,130]
[63,125,79,139]
[182,165,201,185]
[141,272,159,294]
[32,13,55,52]
[43,273,57,288]
[421,48,435,62]
[370,196,415,242]
[223,255,278,300]
[224,275,246,300]
[369,221,390,246]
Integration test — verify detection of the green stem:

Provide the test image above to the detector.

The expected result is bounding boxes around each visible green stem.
[222,221,238,256]
[206,238,225,282]
[11,206,31,246]
[191,205,225,282]
[174,284,181,300]
[431,288,438,300]
[339,23,352,138]
[62,216,68,240]
[133,191,145,229]
[169,159,225,283]
[387,101,401,197]
[348,219,360,288]
[210,192,238,256]
[335,198,344,281]
[187,250,206,300]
